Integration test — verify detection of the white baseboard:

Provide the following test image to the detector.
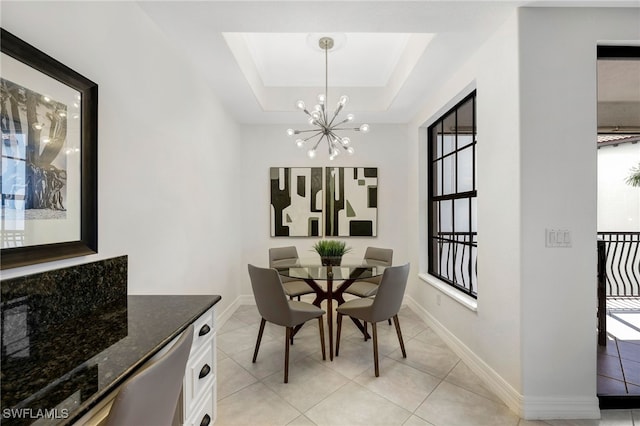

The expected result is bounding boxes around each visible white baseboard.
[404,296,523,414]
[404,296,600,420]
[215,295,255,332]
[521,396,601,420]
[238,294,256,306]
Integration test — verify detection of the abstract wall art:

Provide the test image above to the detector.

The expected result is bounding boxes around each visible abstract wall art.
[270,167,377,237]
[325,167,377,237]
[270,167,323,237]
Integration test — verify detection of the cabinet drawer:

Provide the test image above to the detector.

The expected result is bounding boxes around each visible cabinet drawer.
[191,307,214,353]
[185,380,216,426]
[185,342,215,412]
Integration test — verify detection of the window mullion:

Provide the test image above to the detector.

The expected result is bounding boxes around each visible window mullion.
[427,91,477,299]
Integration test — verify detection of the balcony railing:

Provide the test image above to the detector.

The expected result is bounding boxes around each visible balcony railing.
[432,231,477,298]
[597,231,640,345]
[598,232,640,298]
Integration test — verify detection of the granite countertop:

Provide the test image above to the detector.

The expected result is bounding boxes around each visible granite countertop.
[1,294,221,426]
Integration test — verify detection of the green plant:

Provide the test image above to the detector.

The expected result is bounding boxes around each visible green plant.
[626,162,640,187]
[312,240,352,257]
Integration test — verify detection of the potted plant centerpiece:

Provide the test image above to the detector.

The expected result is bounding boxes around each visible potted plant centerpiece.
[312,240,352,266]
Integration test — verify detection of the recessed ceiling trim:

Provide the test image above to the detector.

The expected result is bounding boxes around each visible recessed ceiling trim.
[222,33,268,105]
[223,31,435,113]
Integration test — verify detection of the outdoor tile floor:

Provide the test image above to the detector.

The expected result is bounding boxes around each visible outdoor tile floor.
[598,302,640,396]
[217,303,640,426]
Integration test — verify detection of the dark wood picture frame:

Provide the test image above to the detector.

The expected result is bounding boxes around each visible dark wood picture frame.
[0,28,98,269]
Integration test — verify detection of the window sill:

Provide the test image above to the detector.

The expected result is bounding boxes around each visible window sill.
[418,273,478,312]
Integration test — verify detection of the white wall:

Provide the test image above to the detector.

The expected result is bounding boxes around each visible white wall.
[1,2,244,317]
[598,142,640,231]
[408,6,639,420]
[518,8,639,418]
[240,124,410,296]
[408,9,524,410]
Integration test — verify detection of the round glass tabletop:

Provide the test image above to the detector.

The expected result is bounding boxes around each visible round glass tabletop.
[275,259,387,281]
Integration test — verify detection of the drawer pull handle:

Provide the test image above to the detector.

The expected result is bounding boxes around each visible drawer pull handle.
[199,324,211,337]
[199,364,211,379]
[200,414,211,426]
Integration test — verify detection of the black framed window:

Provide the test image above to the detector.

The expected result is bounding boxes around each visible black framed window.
[428,91,477,298]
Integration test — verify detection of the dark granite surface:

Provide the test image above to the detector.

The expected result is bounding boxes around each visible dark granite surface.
[1,257,221,425]
[2,256,129,418]
[2,256,128,329]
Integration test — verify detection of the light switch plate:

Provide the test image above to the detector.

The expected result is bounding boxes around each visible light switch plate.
[546,229,572,248]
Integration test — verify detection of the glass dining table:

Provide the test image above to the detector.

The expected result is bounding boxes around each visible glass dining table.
[275,260,387,360]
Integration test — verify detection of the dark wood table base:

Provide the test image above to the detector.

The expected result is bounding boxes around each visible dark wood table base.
[292,266,371,360]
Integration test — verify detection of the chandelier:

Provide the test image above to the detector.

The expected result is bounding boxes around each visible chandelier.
[286,36,369,160]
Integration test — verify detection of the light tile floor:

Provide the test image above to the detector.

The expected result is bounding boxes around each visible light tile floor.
[216,303,639,426]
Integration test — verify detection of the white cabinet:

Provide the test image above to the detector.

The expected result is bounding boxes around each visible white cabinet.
[180,306,217,425]
[74,305,217,426]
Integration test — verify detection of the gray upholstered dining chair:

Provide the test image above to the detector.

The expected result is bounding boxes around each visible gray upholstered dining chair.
[335,263,410,377]
[104,325,194,426]
[248,264,326,383]
[344,247,393,298]
[269,246,315,300]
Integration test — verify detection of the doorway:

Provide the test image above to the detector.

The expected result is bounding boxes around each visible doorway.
[596,45,640,409]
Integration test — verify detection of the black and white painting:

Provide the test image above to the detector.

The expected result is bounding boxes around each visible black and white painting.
[1,61,81,249]
[0,29,97,269]
[325,167,377,237]
[270,167,323,237]
[1,79,72,217]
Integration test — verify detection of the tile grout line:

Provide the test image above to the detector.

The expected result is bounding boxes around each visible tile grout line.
[221,306,639,425]
[214,353,260,403]
[614,336,631,394]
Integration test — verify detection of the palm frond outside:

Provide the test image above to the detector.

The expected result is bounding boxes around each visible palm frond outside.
[626,163,640,187]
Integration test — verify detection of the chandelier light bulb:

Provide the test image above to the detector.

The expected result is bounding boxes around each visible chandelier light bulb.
[346,114,354,122]
[308,117,317,125]
[295,100,306,110]
[341,137,350,146]
[307,149,316,159]
[359,123,370,133]
[347,147,355,155]
[311,111,321,120]
[329,147,339,160]
[338,95,349,106]
[286,128,295,137]
[296,139,304,148]
[314,104,322,112]
[317,94,326,104]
